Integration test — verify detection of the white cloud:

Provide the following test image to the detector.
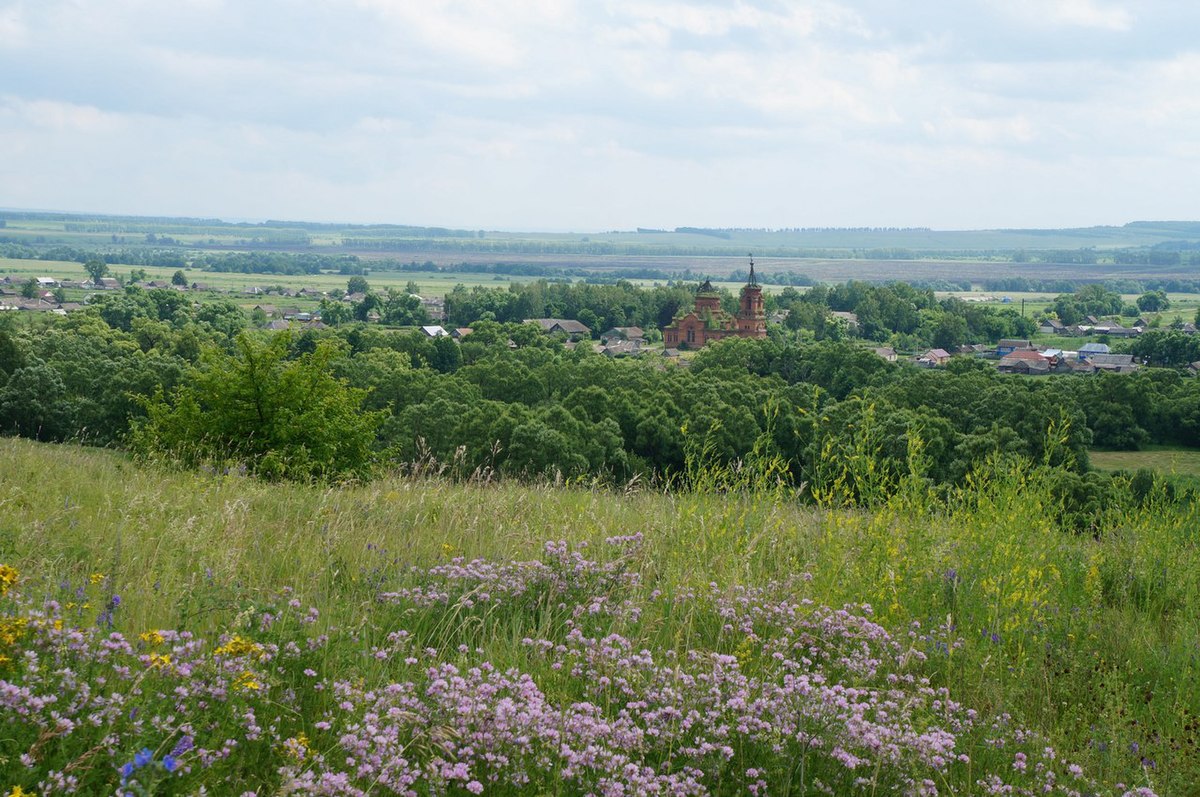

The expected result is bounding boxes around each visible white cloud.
[0,0,1198,229]
[0,3,28,48]
[1001,0,1132,31]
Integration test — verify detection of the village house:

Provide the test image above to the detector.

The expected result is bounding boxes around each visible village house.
[1038,319,1067,335]
[1086,353,1139,373]
[417,295,446,321]
[524,318,592,340]
[661,259,766,349]
[599,326,645,344]
[874,346,898,362]
[998,348,1052,375]
[917,348,953,367]
[996,339,1034,357]
[420,325,449,338]
[601,340,645,358]
[829,311,859,333]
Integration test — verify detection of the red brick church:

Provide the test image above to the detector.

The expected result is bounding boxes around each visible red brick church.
[662,258,767,349]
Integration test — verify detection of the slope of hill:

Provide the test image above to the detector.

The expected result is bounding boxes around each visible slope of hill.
[0,438,1187,794]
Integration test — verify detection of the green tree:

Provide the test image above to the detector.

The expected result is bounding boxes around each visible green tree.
[1136,290,1170,312]
[20,279,37,299]
[318,299,353,327]
[0,360,73,440]
[132,333,382,481]
[172,270,188,286]
[84,258,110,285]
[347,275,370,295]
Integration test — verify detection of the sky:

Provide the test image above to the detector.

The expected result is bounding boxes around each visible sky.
[1,0,1198,231]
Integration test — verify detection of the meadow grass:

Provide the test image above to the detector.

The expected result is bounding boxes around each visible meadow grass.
[1090,446,1200,478]
[0,438,1193,792]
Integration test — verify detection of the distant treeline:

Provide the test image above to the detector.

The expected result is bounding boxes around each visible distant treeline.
[978,276,1200,294]
[192,252,365,276]
[0,243,189,268]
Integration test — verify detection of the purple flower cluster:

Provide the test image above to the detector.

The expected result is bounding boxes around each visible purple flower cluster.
[0,550,1161,796]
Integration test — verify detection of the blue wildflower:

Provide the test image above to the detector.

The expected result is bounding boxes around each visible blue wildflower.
[134,747,153,767]
[162,754,178,773]
[170,734,194,757]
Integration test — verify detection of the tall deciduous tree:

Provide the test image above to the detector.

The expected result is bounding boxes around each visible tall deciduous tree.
[131,333,382,481]
[84,258,110,285]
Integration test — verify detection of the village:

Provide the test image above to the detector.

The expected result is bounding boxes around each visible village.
[3,267,1197,375]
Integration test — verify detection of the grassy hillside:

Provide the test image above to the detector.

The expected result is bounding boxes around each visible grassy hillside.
[0,438,1191,794]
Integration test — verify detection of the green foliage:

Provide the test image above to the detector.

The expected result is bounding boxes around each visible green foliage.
[83,257,110,284]
[1131,328,1200,368]
[0,359,73,439]
[1136,289,1169,312]
[131,333,382,481]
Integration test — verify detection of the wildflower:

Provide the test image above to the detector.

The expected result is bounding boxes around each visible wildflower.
[215,635,265,659]
[0,618,28,645]
[234,671,262,692]
[7,787,34,797]
[0,565,19,596]
[169,735,194,757]
[282,733,311,762]
[89,573,105,585]
[148,653,171,670]
[162,755,178,773]
[134,748,153,768]
[139,630,166,646]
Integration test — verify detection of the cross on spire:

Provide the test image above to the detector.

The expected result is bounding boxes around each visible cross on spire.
[747,253,758,286]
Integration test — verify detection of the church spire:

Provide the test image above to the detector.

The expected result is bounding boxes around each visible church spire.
[747,253,758,287]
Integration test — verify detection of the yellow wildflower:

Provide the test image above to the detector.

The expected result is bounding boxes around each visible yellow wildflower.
[148,653,172,670]
[8,786,35,797]
[0,565,19,597]
[282,733,311,761]
[139,630,166,646]
[88,573,105,585]
[233,670,262,692]
[214,635,265,659]
[0,618,28,646]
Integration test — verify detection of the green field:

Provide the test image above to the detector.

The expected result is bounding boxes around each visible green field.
[0,257,530,299]
[5,211,1200,253]
[0,438,1191,794]
[5,210,1200,289]
[1090,446,1200,477]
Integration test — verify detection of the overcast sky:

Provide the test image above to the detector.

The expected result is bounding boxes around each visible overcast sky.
[2,0,1198,231]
